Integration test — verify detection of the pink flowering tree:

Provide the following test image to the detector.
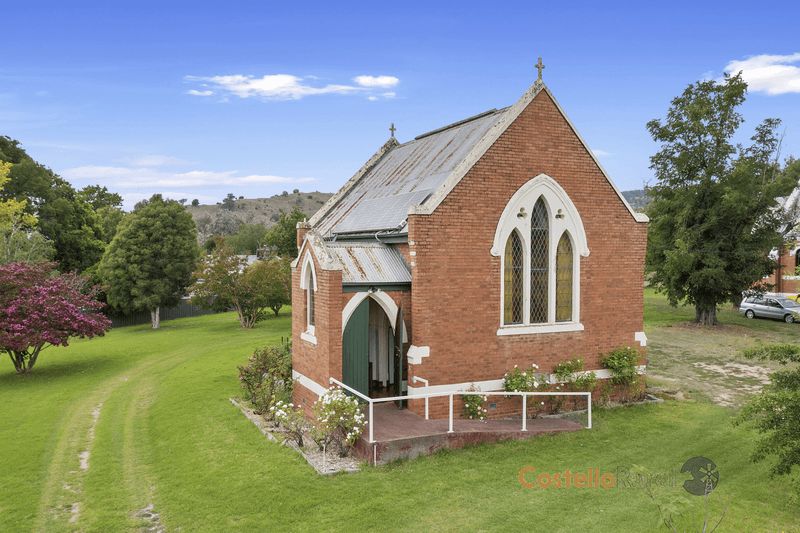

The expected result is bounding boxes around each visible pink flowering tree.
[0,261,112,374]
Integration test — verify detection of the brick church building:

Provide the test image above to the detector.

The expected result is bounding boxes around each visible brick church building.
[290,66,649,420]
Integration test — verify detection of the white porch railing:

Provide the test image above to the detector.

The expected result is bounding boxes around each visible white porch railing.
[329,377,592,444]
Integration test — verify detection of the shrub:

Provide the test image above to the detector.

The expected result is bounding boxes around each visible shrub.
[237,339,292,415]
[734,344,800,503]
[310,388,367,457]
[599,346,642,403]
[461,384,488,420]
[553,356,598,410]
[503,364,553,414]
[271,401,308,448]
[503,364,546,395]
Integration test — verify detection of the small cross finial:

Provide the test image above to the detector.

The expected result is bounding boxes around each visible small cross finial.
[535,57,545,81]
[390,123,396,138]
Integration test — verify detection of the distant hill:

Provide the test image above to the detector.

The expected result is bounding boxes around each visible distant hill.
[622,189,651,213]
[186,190,334,242]
[186,189,650,242]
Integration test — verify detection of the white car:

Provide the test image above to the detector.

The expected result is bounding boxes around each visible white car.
[739,296,800,323]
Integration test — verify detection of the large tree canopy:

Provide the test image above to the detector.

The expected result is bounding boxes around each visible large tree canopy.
[98,194,200,329]
[264,207,306,259]
[0,136,105,272]
[0,162,54,264]
[0,261,111,374]
[226,223,270,255]
[645,73,797,325]
[189,240,291,328]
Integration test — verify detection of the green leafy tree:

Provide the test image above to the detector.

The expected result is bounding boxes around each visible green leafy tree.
[226,223,270,255]
[191,199,199,207]
[0,137,104,272]
[189,241,291,328]
[645,73,797,325]
[78,185,123,211]
[0,162,54,264]
[222,193,236,211]
[734,344,800,503]
[265,207,306,259]
[95,205,126,244]
[98,194,200,329]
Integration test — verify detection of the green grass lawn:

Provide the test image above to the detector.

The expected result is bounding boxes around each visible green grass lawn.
[2,306,799,532]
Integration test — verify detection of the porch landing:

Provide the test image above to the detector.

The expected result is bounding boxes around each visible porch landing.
[353,403,582,465]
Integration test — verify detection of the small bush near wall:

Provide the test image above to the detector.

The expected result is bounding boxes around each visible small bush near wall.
[553,356,598,410]
[310,388,367,457]
[600,346,643,403]
[237,338,292,415]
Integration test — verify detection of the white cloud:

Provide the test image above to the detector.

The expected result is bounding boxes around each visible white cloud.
[185,74,362,100]
[354,75,399,88]
[187,89,214,96]
[592,149,611,157]
[60,165,314,189]
[118,155,194,167]
[723,53,800,95]
[368,96,378,101]
[382,92,396,98]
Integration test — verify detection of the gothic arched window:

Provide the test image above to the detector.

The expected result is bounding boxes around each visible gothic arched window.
[491,174,588,335]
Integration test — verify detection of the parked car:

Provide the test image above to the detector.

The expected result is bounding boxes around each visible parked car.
[739,296,800,323]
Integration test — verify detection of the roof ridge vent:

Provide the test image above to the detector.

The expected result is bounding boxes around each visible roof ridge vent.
[414,108,499,140]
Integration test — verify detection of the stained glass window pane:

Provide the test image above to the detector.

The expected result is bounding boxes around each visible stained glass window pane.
[504,231,523,324]
[308,281,315,327]
[530,198,548,324]
[556,232,573,322]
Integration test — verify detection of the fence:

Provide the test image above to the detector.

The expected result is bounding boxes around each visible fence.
[329,377,592,445]
[105,298,219,328]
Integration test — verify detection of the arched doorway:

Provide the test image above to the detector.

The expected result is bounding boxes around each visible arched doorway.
[342,295,404,404]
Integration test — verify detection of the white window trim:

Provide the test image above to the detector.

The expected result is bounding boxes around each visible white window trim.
[491,174,589,335]
[300,251,317,344]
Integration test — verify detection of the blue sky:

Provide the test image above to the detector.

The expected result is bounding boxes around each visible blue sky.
[3,1,800,210]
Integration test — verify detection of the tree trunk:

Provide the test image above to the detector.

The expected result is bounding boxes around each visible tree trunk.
[9,350,25,374]
[9,346,42,374]
[151,307,160,329]
[694,306,718,326]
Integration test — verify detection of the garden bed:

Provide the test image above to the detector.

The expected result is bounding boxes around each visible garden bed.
[229,397,361,475]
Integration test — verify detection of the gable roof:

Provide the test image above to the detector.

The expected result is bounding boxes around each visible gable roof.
[308,79,647,241]
[311,108,511,237]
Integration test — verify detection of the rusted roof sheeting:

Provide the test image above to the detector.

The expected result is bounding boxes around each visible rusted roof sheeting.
[315,108,509,236]
[326,241,411,284]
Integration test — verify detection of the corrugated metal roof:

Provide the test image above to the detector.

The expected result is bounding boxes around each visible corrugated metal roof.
[315,108,510,236]
[334,189,432,234]
[325,241,411,284]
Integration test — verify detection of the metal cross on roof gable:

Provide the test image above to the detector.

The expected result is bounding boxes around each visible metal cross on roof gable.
[390,123,396,138]
[535,57,545,80]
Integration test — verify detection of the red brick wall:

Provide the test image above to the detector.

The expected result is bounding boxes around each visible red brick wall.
[405,89,647,417]
[764,245,800,295]
[293,88,647,421]
[292,245,414,414]
[292,248,343,415]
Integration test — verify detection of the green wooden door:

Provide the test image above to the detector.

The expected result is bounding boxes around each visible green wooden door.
[342,298,369,398]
